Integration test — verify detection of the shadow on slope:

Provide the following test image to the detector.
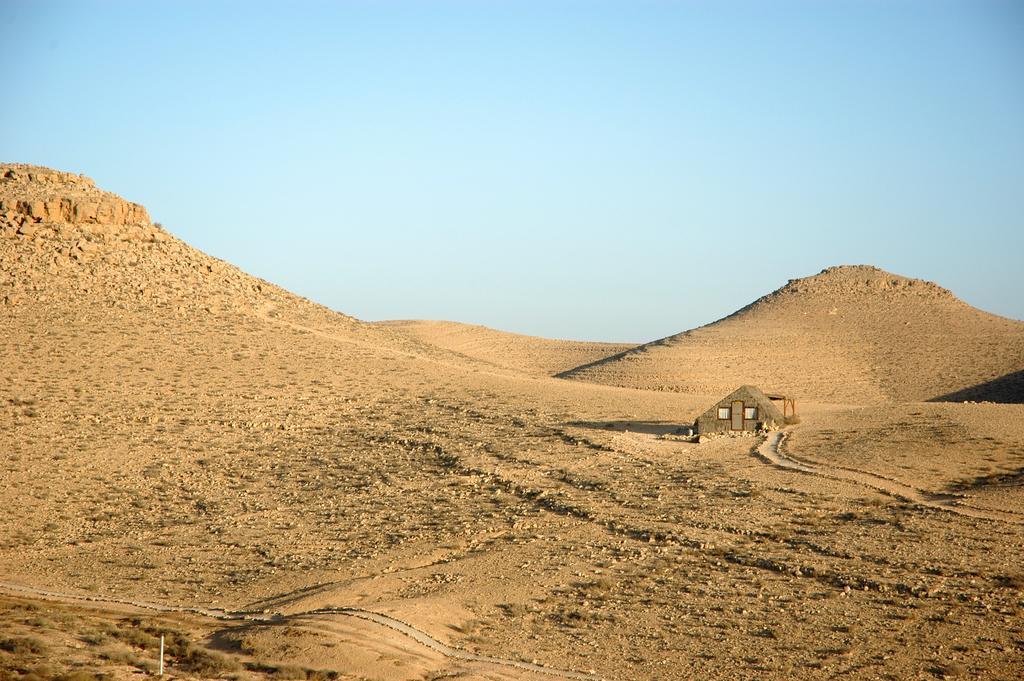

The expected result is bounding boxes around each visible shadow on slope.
[553,347,642,379]
[930,370,1024,405]
[568,420,695,436]
[947,466,1024,493]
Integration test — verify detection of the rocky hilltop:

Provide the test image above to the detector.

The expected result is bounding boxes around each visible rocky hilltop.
[0,164,360,331]
[771,264,955,301]
[0,164,149,231]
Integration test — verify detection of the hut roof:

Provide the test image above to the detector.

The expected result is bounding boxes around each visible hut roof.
[711,385,786,422]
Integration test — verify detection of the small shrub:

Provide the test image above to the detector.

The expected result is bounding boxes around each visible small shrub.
[269,664,307,680]
[928,662,968,678]
[80,631,107,646]
[497,602,530,618]
[56,672,103,681]
[993,573,1024,589]
[17,673,48,681]
[452,619,482,635]
[113,625,159,650]
[27,664,57,680]
[178,646,241,675]
[0,636,47,655]
[305,670,339,681]
[97,647,142,665]
[136,660,157,675]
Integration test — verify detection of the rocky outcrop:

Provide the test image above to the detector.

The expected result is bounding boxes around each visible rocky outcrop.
[0,164,150,226]
[773,265,956,300]
[0,197,150,225]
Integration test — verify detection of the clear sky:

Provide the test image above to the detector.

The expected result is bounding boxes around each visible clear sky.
[2,1,1022,342]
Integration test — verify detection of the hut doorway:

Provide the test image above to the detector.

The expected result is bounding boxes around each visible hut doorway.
[731,400,744,430]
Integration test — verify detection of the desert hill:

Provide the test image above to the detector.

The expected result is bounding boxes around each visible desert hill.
[0,164,519,374]
[378,319,635,376]
[558,265,1024,404]
[2,166,1022,680]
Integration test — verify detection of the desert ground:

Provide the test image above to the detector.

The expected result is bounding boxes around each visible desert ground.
[1,164,1022,680]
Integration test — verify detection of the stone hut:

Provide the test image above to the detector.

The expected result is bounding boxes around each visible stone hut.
[695,385,786,435]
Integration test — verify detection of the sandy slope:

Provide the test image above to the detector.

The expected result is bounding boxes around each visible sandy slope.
[378,319,635,376]
[786,402,1024,516]
[559,265,1024,404]
[2,167,1023,680]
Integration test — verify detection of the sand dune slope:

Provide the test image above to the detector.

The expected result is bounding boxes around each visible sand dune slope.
[379,319,635,376]
[559,265,1024,404]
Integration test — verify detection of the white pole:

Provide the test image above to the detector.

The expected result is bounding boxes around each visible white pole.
[159,634,164,676]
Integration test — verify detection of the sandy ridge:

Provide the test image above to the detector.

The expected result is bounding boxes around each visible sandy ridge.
[756,432,1024,524]
[379,319,635,376]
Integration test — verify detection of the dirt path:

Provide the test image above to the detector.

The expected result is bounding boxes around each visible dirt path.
[756,431,1024,524]
[303,607,600,680]
[0,581,602,681]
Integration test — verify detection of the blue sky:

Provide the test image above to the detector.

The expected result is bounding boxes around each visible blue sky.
[2,1,1022,341]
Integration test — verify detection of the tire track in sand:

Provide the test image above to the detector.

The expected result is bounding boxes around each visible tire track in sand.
[0,581,602,681]
[756,431,1024,524]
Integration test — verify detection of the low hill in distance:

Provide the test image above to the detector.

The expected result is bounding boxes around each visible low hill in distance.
[559,265,1024,404]
[378,319,636,376]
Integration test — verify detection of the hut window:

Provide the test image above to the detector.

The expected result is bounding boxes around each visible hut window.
[717,407,730,420]
[745,407,757,419]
